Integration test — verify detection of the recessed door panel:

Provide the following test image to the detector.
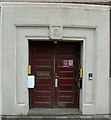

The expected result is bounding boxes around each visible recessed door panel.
[29,42,54,108]
[54,43,79,108]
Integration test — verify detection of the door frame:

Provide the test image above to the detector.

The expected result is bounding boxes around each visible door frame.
[16,25,94,114]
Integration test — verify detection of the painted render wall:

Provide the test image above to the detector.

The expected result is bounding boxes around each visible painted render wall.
[0,2,110,115]
[109,78,111,113]
[0,7,2,118]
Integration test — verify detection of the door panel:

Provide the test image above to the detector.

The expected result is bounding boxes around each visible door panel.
[55,43,79,108]
[29,41,80,108]
[29,42,54,108]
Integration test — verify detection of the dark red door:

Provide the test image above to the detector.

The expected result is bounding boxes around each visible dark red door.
[29,41,80,108]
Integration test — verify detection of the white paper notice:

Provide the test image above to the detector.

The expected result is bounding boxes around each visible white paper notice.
[69,60,73,66]
[28,75,35,88]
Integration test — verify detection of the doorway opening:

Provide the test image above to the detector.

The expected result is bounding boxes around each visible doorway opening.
[29,41,81,109]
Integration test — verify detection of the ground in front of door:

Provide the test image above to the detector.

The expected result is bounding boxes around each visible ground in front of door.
[1,115,111,120]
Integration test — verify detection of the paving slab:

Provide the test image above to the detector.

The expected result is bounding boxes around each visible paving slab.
[2,115,111,119]
[1,117,111,120]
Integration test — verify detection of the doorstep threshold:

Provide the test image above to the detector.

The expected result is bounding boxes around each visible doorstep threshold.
[28,108,82,116]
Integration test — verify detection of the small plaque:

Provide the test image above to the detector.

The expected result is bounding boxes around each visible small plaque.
[50,26,63,39]
[36,71,50,77]
[69,60,73,66]
[63,60,69,67]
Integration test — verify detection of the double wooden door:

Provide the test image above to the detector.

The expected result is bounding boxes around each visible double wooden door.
[29,41,80,108]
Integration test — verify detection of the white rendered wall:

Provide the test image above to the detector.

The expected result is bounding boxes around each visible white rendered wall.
[1,3,110,115]
[0,8,1,118]
[109,8,111,114]
[109,78,111,113]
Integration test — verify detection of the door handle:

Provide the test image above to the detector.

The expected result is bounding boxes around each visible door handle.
[55,78,58,87]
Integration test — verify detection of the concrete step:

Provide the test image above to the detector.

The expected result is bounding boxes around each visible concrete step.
[28,108,82,116]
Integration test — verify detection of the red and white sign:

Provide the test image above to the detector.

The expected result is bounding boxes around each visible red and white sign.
[63,60,69,67]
